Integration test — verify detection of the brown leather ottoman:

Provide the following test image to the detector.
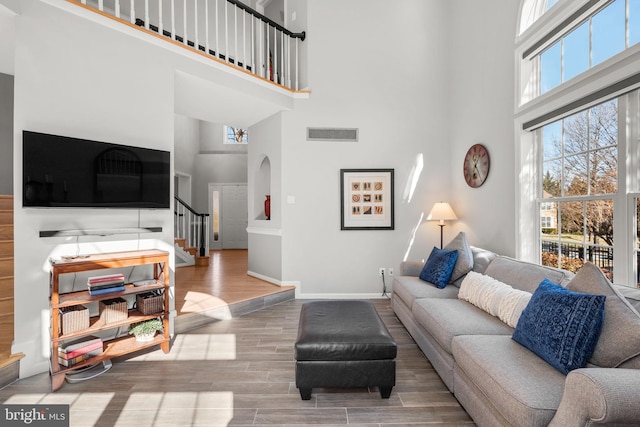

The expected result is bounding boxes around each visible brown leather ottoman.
[294,300,397,400]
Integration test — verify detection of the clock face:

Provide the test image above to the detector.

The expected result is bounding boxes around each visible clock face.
[463,144,490,188]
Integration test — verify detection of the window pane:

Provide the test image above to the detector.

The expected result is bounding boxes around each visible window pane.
[589,100,618,149]
[630,0,640,46]
[563,22,589,81]
[592,0,625,66]
[542,120,563,160]
[543,159,562,197]
[545,0,558,11]
[564,153,588,196]
[212,190,220,242]
[563,110,589,155]
[590,147,618,194]
[586,199,613,245]
[541,41,561,94]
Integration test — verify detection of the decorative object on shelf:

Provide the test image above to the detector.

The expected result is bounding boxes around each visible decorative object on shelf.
[264,195,271,220]
[463,143,490,188]
[136,291,164,315]
[59,305,89,334]
[340,169,395,230]
[128,318,163,342]
[99,298,128,324]
[427,202,458,248]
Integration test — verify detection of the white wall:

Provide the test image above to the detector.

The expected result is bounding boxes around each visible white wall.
[279,0,453,297]
[448,0,519,256]
[174,114,200,179]
[193,154,248,213]
[267,0,519,297]
[0,9,15,75]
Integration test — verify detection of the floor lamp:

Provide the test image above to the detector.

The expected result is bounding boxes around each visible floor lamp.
[427,202,458,248]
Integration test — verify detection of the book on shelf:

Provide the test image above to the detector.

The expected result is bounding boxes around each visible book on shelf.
[88,280,126,291]
[88,273,125,284]
[89,285,125,296]
[59,340,103,359]
[58,349,103,367]
[59,336,102,354]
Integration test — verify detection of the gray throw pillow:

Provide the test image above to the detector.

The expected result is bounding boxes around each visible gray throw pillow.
[566,262,640,368]
[444,231,474,282]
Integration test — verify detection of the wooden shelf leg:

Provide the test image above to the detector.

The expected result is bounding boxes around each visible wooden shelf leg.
[51,372,65,392]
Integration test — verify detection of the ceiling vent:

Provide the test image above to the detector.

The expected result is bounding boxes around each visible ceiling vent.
[306,127,359,142]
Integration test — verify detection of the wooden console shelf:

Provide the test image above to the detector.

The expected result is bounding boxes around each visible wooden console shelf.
[49,249,171,391]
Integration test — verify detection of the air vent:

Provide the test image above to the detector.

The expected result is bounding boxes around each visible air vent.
[306,127,359,142]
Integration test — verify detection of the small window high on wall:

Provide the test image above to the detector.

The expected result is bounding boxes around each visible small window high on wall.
[225,126,248,144]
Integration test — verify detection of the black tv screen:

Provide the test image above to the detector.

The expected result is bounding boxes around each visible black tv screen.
[23,131,170,208]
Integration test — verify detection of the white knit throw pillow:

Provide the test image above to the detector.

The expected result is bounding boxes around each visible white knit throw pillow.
[459,271,532,328]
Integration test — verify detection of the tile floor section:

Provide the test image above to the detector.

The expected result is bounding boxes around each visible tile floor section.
[0,299,474,426]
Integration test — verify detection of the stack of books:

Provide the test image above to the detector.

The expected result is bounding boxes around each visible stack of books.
[58,336,103,367]
[88,273,125,295]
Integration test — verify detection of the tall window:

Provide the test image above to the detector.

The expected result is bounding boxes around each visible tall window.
[539,100,617,277]
[518,0,640,288]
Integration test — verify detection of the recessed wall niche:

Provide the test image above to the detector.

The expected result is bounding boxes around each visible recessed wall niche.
[255,155,271,220]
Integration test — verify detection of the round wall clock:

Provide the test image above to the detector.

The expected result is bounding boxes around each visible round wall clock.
[463,143,490,188]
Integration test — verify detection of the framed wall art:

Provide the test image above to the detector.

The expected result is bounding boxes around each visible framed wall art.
[340,169,394,230]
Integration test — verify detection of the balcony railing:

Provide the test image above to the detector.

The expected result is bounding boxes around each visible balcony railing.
[69,0,306,91]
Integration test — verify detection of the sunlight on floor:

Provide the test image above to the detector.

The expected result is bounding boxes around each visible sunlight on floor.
[131,333,237,361]
[179,291,233,320]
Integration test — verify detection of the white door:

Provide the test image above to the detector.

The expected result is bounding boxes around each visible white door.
[222,185,248,249]
[210,184,248,249]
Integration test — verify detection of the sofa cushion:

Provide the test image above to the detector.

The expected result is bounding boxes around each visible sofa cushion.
[566,262,640,368]
[453,335,565,426]
[484,256,574,293]
[512,279,606,374]
[392,276,459,310]
[443,232,473,282]
[419,247,458,288]
[412,298,512,355]
[458,271,531,328]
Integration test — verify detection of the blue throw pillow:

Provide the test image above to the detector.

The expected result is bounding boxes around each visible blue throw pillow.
[512,279,606,375]
[419,247,459,288]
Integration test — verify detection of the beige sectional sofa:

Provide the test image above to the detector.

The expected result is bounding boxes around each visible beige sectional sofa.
[391,234,640,426]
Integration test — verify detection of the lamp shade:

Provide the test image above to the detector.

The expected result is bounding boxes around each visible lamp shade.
[427,202,458,224]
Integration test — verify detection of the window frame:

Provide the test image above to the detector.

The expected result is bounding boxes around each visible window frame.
[516,0,640,288]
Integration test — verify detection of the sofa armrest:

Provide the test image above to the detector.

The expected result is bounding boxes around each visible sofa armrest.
[400,261,425,277]
[549,368,640,426]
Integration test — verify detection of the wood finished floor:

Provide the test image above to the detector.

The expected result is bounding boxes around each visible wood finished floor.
[174,250,295,316]
[0,251,474,426]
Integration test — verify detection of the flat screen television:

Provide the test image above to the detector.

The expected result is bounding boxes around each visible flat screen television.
[23,131,170,209]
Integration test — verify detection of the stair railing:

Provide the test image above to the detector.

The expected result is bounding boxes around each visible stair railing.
[174,196,210,257]
[70,0,306,91]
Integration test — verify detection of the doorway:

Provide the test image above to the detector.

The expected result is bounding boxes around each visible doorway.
[209,183,248,250]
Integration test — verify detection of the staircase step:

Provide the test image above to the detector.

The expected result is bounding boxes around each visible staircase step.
[0,211,12,225]
[0,196,12,211]
[0,277,12,300]
[185,247,198,256]
[195,255,210,267]
[0,298,12,317]
[174,238,186,248]
[0,225,12,240]
[0,259,13,278]
[0,241,12,259]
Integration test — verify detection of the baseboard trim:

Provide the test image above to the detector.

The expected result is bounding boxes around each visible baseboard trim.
[296,293,391,300]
